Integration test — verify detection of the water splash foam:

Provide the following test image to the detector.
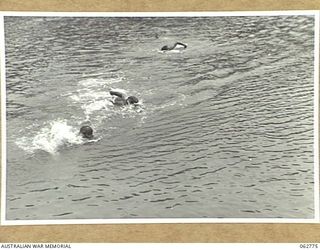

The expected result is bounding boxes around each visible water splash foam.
[16,119,83,155]
[69,78,126,121]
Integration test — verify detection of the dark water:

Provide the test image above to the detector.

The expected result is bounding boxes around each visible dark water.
[4,15,316,220]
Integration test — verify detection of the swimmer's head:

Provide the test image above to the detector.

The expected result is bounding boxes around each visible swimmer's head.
[161,45,169,51]
[80,126,93,139]
[126,96,139,105]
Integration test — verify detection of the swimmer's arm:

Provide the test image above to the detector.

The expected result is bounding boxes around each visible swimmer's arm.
[175,42,187,48]
[110,90,125,99]
[84,137,101,144]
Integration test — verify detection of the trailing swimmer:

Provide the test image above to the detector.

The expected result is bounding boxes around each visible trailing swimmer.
[79,125,94,139]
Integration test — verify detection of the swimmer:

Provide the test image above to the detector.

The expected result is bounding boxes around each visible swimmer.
[109,90,139,106]
[161,42,187,52]
[80,125,93,139]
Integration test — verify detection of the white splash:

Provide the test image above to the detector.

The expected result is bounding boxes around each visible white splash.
[16,120,83,155]
[67,76,147,125]
[82,100,112,119]
[68,78,127,121]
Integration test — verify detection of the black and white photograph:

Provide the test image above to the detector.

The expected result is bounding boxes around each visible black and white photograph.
[1,12,319,224]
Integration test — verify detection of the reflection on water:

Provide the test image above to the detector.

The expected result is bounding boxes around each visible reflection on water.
[5,15,315,220]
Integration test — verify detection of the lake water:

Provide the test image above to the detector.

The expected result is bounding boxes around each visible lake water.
[4,15,316,221]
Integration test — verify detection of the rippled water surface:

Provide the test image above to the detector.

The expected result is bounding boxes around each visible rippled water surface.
[4,15,316,220]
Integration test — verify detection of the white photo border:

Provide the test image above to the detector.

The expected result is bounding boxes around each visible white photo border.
[0,10,319,225]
